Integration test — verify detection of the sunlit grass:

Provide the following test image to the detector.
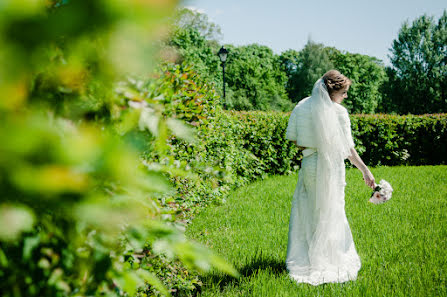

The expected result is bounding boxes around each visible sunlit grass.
[186,165,447,296]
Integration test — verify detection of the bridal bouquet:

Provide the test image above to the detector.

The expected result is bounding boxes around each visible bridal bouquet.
[369,180,393,204]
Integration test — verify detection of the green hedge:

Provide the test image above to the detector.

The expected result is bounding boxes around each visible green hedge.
[220,111,447,171]
[224,111,301,175]
[136,65,446,212]
[351,113,447,166]
[170,110,447,210]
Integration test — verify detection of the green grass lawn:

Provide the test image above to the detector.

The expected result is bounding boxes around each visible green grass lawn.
[186,166,447,297]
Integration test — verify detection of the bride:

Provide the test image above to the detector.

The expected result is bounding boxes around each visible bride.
[285,70,375,285]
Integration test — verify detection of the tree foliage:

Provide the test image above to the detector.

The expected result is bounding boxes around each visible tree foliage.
[173,7,223,43]
[327,48,387,114]
[168,9,447,114]
[279,41,387,114]
[224,44,292,111]
[169,10,292,111]
[280,40,334,103]
[385,11,447,114]
[169,26,221,87]
[168,8,224,99]
[279,49,301,103]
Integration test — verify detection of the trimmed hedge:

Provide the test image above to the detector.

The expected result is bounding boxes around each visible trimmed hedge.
[224,111,301,175]
[222,111,447,171]
[170,110,447,210]
[351,113,447,166]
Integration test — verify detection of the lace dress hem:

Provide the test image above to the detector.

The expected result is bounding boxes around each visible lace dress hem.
[286,252,361,286]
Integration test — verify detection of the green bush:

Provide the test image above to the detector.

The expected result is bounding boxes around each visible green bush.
[164,105,446,216]
[351,113,447,166]
[224,111,301,175]
[160,109,300,210]
[224,111,447,169]
[179,111,446,203]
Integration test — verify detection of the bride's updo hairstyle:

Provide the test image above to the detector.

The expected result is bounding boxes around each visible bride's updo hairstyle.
[323,70,351,98]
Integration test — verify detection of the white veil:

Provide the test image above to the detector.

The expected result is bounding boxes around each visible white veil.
[308,78,353,269]
[310,78,352,164]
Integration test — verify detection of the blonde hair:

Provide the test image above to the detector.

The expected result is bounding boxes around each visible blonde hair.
[323,70,351,97]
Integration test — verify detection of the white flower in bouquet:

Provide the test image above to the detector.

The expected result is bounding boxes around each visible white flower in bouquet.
[369,179,393,204]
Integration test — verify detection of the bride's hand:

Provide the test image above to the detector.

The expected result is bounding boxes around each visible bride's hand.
[362,169,375,189]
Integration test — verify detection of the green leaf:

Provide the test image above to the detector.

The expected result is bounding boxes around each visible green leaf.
[137,269,170,296]
[0,204,35,242]
[23,235,40,261]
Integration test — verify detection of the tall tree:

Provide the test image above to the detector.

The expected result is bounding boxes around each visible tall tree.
[224,44,291,111]
[327,48,387,114]
[174,8,223,43]
[281,44,387,113]
[386,11,447,114]
[169,8,223,95]
[169,27,221,85]
[291,40,334,102]
[279,49,301,103]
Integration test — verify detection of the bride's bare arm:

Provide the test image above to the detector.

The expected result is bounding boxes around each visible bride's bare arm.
[347,147,375,189]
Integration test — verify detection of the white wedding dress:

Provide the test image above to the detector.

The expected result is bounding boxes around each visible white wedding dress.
[285,93,361,286]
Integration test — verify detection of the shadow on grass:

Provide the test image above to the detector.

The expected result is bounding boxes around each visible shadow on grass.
[198,256,287,293]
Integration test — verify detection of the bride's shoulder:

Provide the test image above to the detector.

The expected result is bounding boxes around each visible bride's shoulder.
[290,97,311,115]
[333,102,349,115]
[298,96,311,105]
[333,103,351,125]
[295,97,311,109]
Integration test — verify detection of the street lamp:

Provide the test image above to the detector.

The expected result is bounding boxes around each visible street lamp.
[217,46,228,106]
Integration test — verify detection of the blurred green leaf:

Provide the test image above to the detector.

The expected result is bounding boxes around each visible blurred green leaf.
[23,235,40,261]
[137,269,170,296]
[0,204,35,242]
[166,118,196,143]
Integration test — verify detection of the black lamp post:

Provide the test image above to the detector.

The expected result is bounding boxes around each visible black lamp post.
[217,46,229,106]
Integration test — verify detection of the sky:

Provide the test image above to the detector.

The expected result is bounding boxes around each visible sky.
[182,0,446,65]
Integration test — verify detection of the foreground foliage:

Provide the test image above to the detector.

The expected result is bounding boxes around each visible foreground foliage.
[0,2,237,296]
[187,166,447,296]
